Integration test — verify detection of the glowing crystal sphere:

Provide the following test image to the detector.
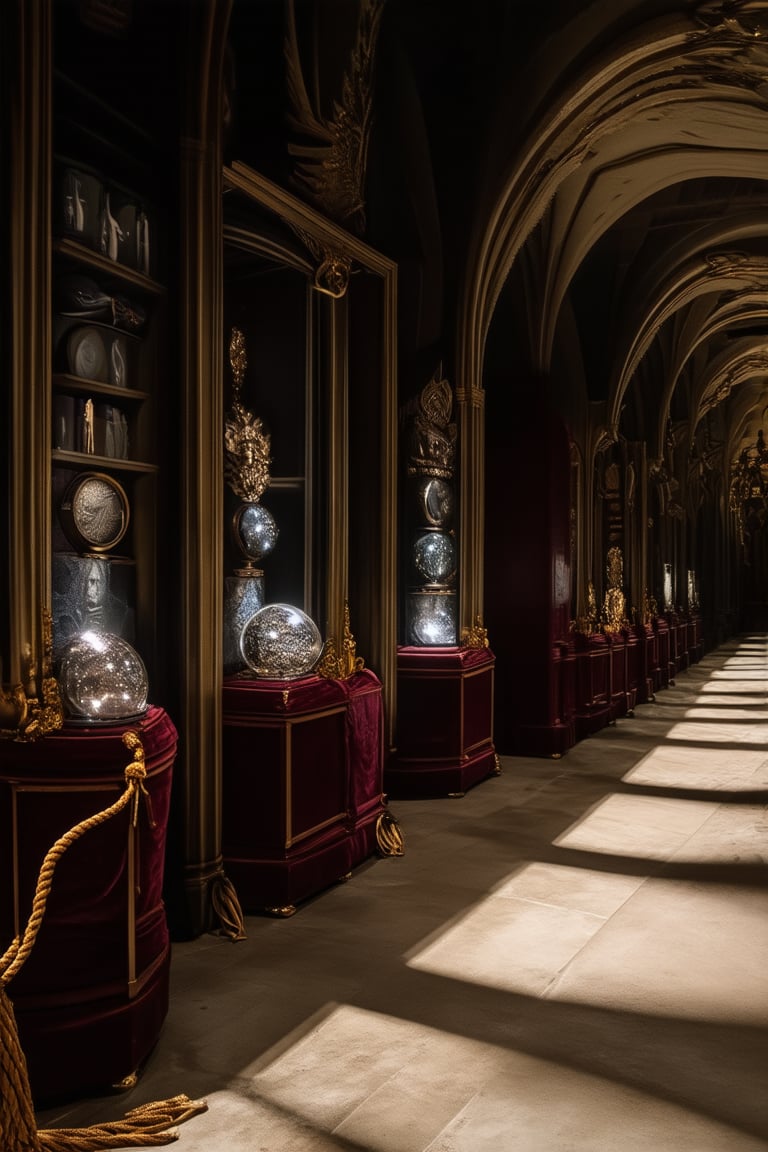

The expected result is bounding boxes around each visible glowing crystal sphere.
[59,630,149,722]
[413,530,456,585]
[240,603,323,679]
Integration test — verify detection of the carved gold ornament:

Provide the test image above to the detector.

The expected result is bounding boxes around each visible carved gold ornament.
[601,546,627,634]
[224,326,272,503]
[461,615,489,649]
[318,602,365,680]
[0,609,63,741]
[375,810,405,857]
[406,368,458,480]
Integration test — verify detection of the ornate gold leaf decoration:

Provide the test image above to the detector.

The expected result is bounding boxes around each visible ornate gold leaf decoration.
[461,615,489,649]
[284,0,384,236]
[224,326,272,503]
[318,601,366,680]
[0,609,63,741]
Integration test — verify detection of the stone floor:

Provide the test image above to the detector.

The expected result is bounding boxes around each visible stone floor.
[35,634,768,1150]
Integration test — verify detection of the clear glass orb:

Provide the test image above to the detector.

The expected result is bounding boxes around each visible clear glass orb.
[240,603,323,679]
[233,502,278,564]
[413,530,456,585]
[59,630,149,722]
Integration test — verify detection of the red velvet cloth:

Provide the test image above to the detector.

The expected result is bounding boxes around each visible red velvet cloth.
[0,705,176,1102]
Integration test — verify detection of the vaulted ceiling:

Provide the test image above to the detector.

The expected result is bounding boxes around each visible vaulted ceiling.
[382,0,768,475]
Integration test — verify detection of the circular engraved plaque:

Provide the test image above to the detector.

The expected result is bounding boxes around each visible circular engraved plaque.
[240,603,323,680]
[61,472,130,553]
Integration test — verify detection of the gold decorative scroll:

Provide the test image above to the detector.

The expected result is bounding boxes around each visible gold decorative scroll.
[224,326,272,502]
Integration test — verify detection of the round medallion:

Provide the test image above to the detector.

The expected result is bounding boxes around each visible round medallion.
[67,325,108,382]
[415,477,454,528]
[240,603,323,680]
[61,472,130,553]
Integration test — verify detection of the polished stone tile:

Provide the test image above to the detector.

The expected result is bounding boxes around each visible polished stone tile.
[547,878,768,1023]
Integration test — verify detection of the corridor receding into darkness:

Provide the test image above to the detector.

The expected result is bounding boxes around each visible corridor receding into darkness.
[36,637,768,1151]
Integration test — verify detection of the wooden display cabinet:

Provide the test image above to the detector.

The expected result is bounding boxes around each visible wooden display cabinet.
[386,646,498,798]
[221,670,386,915]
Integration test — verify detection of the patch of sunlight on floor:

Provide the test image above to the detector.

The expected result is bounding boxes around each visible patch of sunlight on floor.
[404,857,768,1024]
[226,1002,768,1152]
[622,744,768,789]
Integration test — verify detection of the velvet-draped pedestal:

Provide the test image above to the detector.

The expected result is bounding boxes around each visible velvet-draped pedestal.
[0,705,176,1103]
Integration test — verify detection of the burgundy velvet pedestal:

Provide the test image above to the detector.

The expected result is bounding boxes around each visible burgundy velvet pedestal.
[385,646,498,798]
[0,705,176,1104]
[222,670,385,916]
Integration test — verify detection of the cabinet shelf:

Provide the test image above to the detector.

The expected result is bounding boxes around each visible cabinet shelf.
[52,449,158,474]
[53,237,165,296]
[52,372,149,401]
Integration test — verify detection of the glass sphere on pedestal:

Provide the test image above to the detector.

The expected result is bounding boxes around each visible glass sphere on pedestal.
[58,630,149,722]
[240,603,323,679]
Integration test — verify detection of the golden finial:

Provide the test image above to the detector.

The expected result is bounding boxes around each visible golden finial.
[317,602,365,679]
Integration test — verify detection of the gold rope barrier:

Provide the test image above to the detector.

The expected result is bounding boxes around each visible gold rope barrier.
[0,730,208,1151]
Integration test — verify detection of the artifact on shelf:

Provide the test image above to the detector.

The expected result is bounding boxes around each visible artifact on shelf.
[601,546,628,634]
[223,326,279,673]
[403,366,459,646]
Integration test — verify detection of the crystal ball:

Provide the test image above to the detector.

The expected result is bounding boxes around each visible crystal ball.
[58,630,149,722]
[233,502,279,564]
[413,530,456,585]
[240,603,323,679]
[407,591,457,646]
